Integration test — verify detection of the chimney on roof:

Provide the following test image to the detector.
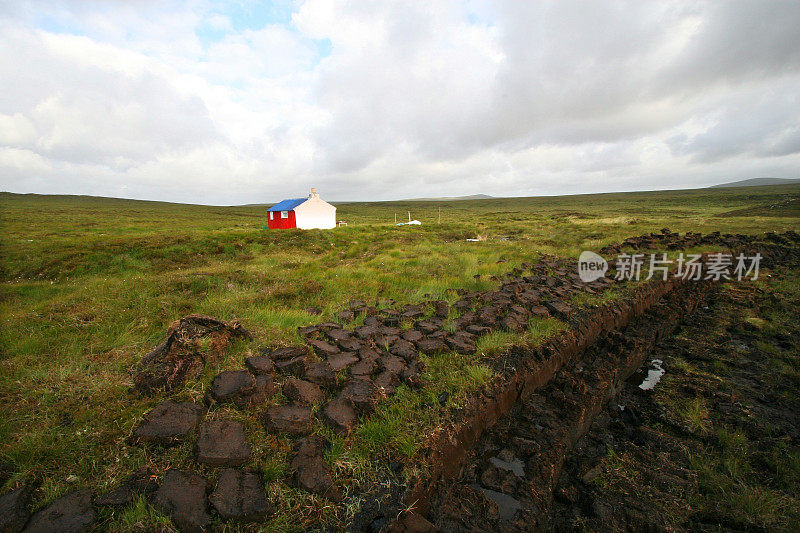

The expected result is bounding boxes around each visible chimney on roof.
[310,187,319,199]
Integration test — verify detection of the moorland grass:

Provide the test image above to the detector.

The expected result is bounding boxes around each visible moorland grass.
[1,185,798,529]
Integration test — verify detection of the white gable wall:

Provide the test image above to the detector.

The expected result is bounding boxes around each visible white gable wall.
[293,197,336,229]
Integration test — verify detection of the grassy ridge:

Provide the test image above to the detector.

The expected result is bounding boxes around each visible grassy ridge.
[0,185,798,529]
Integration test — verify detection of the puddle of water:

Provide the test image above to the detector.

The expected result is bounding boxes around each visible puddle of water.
[471,484,523,520]
[639,358,665,391]
[489,456,525,477]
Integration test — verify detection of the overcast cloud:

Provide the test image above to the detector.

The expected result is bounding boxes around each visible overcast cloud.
[1,0,798,204]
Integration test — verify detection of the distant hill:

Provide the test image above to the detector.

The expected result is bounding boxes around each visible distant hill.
[403,194,495,201]
[711,178,800,188]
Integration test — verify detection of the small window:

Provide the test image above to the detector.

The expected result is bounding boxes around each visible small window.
[269,212,274,220]
[281,211,289,219]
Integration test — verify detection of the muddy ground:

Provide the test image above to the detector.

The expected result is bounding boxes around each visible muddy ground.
[549,269,800,531]
[423,267,800,532]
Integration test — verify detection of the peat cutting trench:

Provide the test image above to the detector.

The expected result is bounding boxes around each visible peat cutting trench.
[387,237,800,533]
[406,275,713,531]
[1,231,799,532]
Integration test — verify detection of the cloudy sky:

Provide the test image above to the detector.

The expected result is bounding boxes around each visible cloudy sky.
[1,1,799,205]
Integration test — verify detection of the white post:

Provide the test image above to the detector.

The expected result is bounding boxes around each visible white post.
[408,211,411,222]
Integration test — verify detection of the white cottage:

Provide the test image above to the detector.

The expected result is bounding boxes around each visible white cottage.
[267,188,336,229]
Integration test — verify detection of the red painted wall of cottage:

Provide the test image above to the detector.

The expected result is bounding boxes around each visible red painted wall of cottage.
[267,210,297,229]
